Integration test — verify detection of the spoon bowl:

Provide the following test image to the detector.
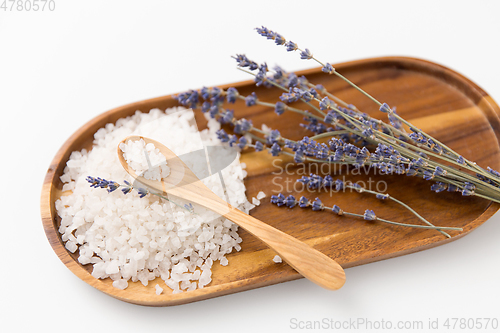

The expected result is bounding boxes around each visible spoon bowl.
[118,135,346,290]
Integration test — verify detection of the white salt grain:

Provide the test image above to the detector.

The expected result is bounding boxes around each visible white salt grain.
[273,255,282,263]
[256,191,266,200]
[155,284,163,295]
[252,197,260,206]
[112,279,128,290]
[56,108,253,293]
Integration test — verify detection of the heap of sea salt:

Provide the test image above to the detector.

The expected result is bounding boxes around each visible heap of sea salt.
[56,108,254,294]
[119,138,170,181]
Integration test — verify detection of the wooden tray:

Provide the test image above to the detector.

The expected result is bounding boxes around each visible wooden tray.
[41,56,500,306]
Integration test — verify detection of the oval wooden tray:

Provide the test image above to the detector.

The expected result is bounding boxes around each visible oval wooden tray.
[41,56,500,306]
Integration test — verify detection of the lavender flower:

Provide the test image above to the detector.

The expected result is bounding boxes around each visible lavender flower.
[270,142,282,156]
[285,41,298,51]
[363,209,377,221]
[254,141,264,152]
[226,87,239,103]
[285,195,296,208]
[216,129,229,142]
[300,48,313,60]
[322,63,335,74]
[311,198,324,211]
[245,92,258,106]
[275,101,286,115]
[237,136,248,149]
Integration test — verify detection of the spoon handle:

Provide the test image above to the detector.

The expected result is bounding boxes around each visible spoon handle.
[170,182,345,290]
[224,207,345,290]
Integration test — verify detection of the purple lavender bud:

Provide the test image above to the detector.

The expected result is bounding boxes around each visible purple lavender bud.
[275,193,285,206]
[266,30,276,40]
[298,196,309,208]
[220,110,234,124]
[322,63,335,74]
[270,194,279,204]
[216,129,229,143]
[234,118,252,134]
[433,166,447,177]
[487,167,500,178]
[447,184,459,192]
[363,209,377,221]
[279,90,300,103]
[379,103,392,113]
[201,101,211,113]
[270,143,281,156]
[319,97,334,111]
[266,129,281,145]
[254,141,264,152]
[300,48,313,60]
[107,181,119,193]
[431,182,448,193]
[456,156,465,165]
[226,87,239,103]
[311,198,324,211]
[463,182,475,191]
[200,87,210,100]
[331,205,342,215]
[323,175,333,187]
[121,187,132,195]
[309,88,318,98]
[255,26,271,37]
[254,71,267,87]
[462,188,474,196]
[248,61,259,71]
[137,188,148,198]
[245,92,258,106]
[423,171,434,180]
[324,111,336,124]
[285,195,296,208]
[376,193,389,200]
[285,41,298,51]
[294,150,305,163]
[209,105,219,118]
[228,135,237,147]
[414,158,428,168]
[287,73,298,88]
[335,179,344,191]
[351,183,363,192]
[274,33,285,45]
[237,137,248,150]
[275,101,286,115]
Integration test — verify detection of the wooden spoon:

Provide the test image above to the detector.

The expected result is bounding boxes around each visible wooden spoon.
[118,135,346,290]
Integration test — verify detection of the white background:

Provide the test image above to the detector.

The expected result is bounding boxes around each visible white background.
[1,1,499,332]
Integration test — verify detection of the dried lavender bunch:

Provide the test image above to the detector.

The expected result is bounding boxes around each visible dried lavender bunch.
[251,26,500,203]
[175,27,500,206]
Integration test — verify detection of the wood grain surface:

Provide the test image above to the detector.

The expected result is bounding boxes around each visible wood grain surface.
[41,57,500,306]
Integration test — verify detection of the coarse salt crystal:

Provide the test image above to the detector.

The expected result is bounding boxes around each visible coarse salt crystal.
[155,284,163,295]
[273,255,282,263]
[256,191,266,200]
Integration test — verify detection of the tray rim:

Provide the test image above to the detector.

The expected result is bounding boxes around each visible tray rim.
[41,56,500,306]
